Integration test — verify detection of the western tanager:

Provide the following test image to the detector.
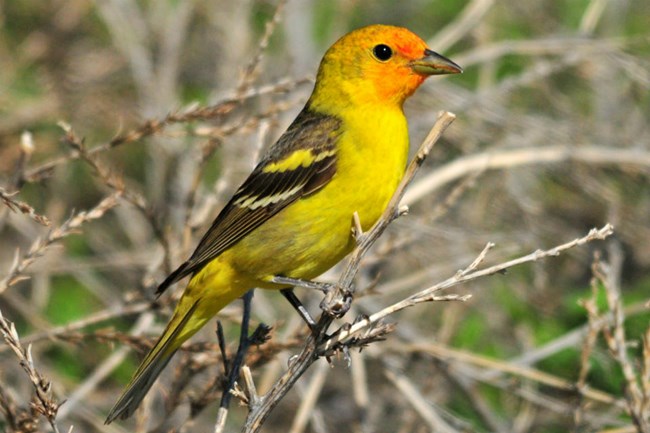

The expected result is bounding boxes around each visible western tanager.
[106,24,461,423]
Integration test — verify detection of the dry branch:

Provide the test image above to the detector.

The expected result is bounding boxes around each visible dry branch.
[322,224,613,353]
[403,146,650,207]
[0,310,61,433]
[22,76,310,184]
[384,361,460,433]
[0,187,50,227]
[0,193,121,295]
[591,247,650,432]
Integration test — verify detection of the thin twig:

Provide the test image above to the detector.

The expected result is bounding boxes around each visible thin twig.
[0,187,50,227]
[595,242,650,432]
[395,340,623,408]
[321,225,613,352]
[23,77,310,184]
[235,0,287,95]
[0,193,121,295]
[0,309,61,433]
[403,145,650,207]
[384,361,460,433]
[321,112,459,314]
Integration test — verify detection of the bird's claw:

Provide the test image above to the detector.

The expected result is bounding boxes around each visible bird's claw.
[320,290,352,318]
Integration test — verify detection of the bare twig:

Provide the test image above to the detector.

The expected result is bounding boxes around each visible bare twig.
[322,112,459,313]
[0,309,61,433]
[384,361,460,433]
[403,145,650,206]
[322,225,613,352]
[235,0,287,95]
[428,0,495,52]
[23,77,310,184]
[574,254,604,428]
[0,193,121,295]
[396,340,622,408]
[0,187,50,227]
[594,243,650,432]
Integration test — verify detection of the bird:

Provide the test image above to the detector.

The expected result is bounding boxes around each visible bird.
[105,24,462,423]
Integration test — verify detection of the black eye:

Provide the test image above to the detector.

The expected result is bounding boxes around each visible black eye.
[372,44,393,61]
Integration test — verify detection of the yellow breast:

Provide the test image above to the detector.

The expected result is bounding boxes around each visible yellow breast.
[230,105,409,283]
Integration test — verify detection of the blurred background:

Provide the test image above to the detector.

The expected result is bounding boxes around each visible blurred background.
[1,0,649,432]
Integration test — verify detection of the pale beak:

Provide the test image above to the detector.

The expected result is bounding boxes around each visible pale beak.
[410,49,463,75]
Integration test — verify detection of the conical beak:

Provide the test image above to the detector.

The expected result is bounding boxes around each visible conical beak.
[410,49,463,76]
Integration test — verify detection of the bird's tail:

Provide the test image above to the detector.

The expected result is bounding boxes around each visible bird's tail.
[105,298,202,424]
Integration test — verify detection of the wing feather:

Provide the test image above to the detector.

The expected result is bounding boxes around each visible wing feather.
[156,108,342,295]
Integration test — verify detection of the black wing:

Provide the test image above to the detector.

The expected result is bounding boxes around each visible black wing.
[156,108,342,295]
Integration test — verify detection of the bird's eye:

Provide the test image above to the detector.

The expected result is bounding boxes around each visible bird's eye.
[372,44,393,61]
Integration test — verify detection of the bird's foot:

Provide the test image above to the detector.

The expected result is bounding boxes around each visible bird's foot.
[319,289,352,318]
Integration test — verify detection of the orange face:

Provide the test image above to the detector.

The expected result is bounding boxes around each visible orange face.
[314,25,462,107]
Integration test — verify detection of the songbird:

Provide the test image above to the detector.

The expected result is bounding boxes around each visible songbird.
[106,24,461,423]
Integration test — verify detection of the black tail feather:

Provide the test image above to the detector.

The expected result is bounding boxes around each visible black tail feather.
[156,262,191,296]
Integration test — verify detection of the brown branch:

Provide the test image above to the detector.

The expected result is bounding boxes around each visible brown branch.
[0,309,61,433]
[235,0,287,95]
[594,243,650,432]
[403,145,650,207]
[396,340,622,408]
[0,187,51,227]
[22,76,310,184]
[320,225,613,354]
[0,193,121,295]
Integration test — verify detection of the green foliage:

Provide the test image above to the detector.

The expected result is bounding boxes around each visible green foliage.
[46,277,101,325]
[44,345,88,380]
